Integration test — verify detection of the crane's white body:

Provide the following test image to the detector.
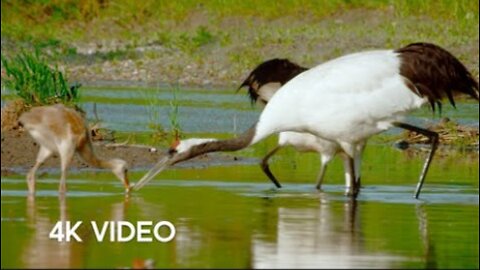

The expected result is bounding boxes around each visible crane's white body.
[250,50,425,191]
[253,50,425,147]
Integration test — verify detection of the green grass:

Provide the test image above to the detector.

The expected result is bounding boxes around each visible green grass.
[2,0,477,44]
[1,0,477,86]
[1,50,80,106]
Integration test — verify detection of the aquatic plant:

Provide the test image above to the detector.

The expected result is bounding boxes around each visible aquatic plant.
[1,50,80,106]
[143,87,168,144]
[141,84,183,144]
[169,84,182,140]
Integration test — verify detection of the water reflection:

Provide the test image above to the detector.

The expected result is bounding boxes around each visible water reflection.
[416,204,437,269]
[252,195,405,268]
[23,195,84,268]
[21,194,138,268]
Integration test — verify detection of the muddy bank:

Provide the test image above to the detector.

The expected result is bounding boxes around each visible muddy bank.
[1,128,249,176]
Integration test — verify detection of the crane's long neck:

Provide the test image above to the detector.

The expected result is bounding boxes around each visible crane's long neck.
[170,123,258,165]
[77,138,113,169]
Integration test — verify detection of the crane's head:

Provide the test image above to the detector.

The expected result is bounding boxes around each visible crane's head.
[168,138,217,155]
[133,137,218,191]
[238,58,308,105]
[109,158,130,192]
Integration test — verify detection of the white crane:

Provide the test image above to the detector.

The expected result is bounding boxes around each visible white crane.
[19,104,130,194]
[135,42,479,198]
[238,58,364,191]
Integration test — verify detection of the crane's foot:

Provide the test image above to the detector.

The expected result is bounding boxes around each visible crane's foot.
[345,186,360,198]
[26,174,36,195]
[58,184,67,194]
[260,163,282,188]
[356,177,362,189]
[27,188,35,196]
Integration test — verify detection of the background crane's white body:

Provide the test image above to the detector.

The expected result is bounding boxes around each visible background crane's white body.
[277,131,365,188]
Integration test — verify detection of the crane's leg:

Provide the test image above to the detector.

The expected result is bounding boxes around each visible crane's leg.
[27,146,53,195]
[58,142,76,194]
[260,146,282,188]
[315,163,328,190]
[315,154,333,190]
[354,141,367,189]
[343,156,358,198]
[393,122,439,199]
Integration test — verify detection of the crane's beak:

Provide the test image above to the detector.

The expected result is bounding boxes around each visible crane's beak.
[132,147,194,191]
[132,156,171,191]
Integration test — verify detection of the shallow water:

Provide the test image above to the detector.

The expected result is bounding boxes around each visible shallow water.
[1,86,479,268]
[1,86,478,133]
[1,176,478,269]
[84,87,479,137]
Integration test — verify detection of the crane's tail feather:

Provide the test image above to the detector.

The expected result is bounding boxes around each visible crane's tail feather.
[396,42,479,111]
